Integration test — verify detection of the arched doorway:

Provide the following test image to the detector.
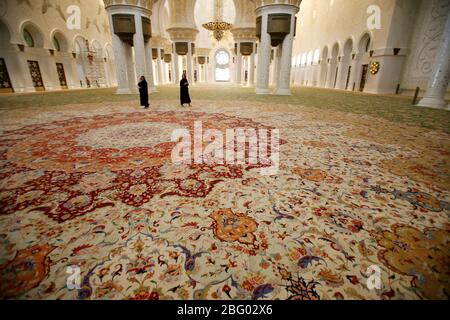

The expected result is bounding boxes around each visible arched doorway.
[104,44,117,87]
[51,30,69,89]
[74,36,87,87]
[356,33,371,92]
[338,38,353,90]
[215,49,230,82]
[90,40,106,87]
[300,53,307,85]
[326,42,339,88]
[306,51,313,86]
[0,19,13,92]
[312,49,320,86]
[319,46,328,87]
[21,22,46,91]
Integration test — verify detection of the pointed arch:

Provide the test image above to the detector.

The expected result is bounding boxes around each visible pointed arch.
[357,31,373,54]
[50,29,69,52]
[19,20,45,48]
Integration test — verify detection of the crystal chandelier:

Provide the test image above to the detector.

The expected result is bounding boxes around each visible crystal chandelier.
[202,0,232,42]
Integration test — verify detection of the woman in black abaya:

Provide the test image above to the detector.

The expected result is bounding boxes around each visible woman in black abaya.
[138,76,149,109]
[180,72,192,107]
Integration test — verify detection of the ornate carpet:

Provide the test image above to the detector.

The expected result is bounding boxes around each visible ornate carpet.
[0,100,448,300]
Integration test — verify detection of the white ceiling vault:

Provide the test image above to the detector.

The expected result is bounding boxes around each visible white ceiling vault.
[195,0,236,49]
[151,0,257,50]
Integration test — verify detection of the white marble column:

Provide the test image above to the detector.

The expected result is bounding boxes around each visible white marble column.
[68,55,80,89]
[14,51,36,92]
[256,12,271,94]
[275,19,295,95]
[172,51,179,83]
[299,65,303,85]
[291,65,296,85]
[156,48,164,85]
[314,63,319,86]
[195,65,199,83]
[44,53,63,91]
[236,43,242,85]
[311,64,316,86]
[270,48,277,86]
[318,62,326,87]
[335,58,346,90]
[304,64,309,86]
[254,47,258,83]
[187,43,194,84]
[144,41,156,92]
[249,44,256,86]
[417,10,450,110]
[202,62,206,83]
[161,61,166,83]
[275,10,295,96]
[103,59,110,87]
[124,44,137,93]
[109,23,129,93]
[133,13,147,82]
[164,62,169,84]
[202,61,205,83]
[241,56,247,85]
[301,65,307,85]
[348,54,361,91]
[338,55,352,90]
[325,60,335,88]
[205,60,209,83]
[276,49,282,86]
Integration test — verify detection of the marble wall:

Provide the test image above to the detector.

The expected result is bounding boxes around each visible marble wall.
[291,0,450,95]
[400,0,450,93]
[0,0,116,92]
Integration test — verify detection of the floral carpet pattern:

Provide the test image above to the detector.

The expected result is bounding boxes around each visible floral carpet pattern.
[0,100,448,300]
